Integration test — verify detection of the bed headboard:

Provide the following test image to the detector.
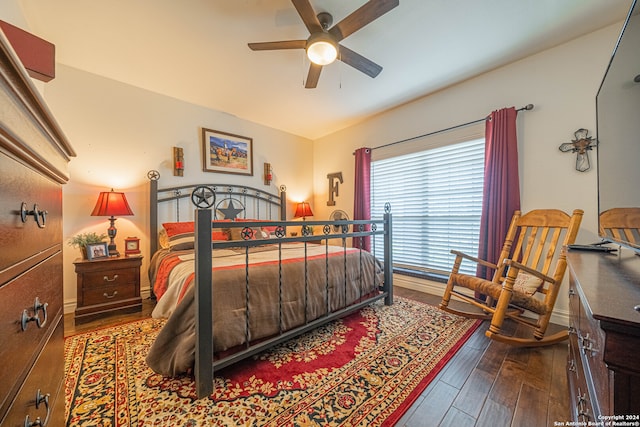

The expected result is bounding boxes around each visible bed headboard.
[148,170,286,256]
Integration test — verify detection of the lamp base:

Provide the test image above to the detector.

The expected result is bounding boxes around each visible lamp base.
[107,216,119,257]
[108,243,119,257]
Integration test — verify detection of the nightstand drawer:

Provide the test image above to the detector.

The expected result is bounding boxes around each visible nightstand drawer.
[83,281,138,305]
[81,268,138,288]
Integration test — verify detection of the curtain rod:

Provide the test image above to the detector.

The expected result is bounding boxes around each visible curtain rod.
[368,104,534,152]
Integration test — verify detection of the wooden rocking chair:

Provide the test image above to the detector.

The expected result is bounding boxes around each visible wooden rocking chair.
[439,209,583,347]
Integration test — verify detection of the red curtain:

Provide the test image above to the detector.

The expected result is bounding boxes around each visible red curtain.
[477,107,521,280]
[353,147,371,251]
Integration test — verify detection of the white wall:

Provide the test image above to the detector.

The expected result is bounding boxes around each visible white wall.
[41,65,313,313]
[312,23,624,323]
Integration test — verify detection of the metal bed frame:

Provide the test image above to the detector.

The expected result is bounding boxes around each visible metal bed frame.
[148,172,393,398]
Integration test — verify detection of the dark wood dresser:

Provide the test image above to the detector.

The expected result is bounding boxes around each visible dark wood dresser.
[567,250,640,421]
[0,31,75,426]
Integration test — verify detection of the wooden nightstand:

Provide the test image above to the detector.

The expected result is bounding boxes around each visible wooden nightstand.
[74,255,143,324]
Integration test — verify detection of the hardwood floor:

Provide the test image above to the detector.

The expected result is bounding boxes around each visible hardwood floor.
[393,287,569,427]
[64,286,569,427]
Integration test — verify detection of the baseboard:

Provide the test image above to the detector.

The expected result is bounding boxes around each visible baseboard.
[393,274,569,327]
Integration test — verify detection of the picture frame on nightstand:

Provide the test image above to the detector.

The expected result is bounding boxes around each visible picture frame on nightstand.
[86,242,109,260]
[124,236,141,257]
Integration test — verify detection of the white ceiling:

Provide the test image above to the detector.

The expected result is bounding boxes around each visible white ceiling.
[19,0,632,140]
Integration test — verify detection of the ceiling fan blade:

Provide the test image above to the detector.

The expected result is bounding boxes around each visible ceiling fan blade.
[305,63,322,88]
[339,45,382,78]
[292,0,322,34]
[329,0,399,41]
[248,40,306,51]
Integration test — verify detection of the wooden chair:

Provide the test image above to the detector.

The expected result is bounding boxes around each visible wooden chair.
[439,209,583,347]
[599,207,640,246]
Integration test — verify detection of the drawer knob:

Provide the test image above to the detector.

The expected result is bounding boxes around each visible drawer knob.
[103,290,118,299]
[103,274,119,282]
[24,389,50,427]
[20,298,48,331]
[19,202,48,229]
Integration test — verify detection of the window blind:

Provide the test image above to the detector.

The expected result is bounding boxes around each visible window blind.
[371,138,485,276]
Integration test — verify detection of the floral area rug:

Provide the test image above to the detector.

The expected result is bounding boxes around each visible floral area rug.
[64,297,480,426]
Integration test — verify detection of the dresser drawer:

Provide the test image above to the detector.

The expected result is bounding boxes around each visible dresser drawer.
[0,253,62,416]
[568,282,580,332]
[0,151,62,275]
[577,297,610,417]
[568,332,595,422]
[1,318,64,427]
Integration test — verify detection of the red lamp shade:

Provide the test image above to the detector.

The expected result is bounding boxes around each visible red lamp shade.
[91,189,133,257]
[91,190,134,217]
[294,202,313,219]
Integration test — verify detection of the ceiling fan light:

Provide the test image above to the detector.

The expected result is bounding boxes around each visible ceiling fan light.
[306,33,338,65]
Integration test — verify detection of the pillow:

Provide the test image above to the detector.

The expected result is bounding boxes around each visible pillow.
[512,271,543,296]
[229,225,268,241]
[162,221,195,237]
[235,218,278,233]
[162,220,232,237]
[162,221,230,251]
[158,229,169,249]
[166,232,196,251]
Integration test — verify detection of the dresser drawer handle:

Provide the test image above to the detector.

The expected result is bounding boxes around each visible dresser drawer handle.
[103,291,118,299]
[103,274,119,282]
[19,202,48,229]
[24,389,50,427]
[20,298,48,331]
[580,333,598,357]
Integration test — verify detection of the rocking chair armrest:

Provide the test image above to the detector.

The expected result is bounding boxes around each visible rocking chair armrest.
[503,259,556,284]
[450,250,498,270]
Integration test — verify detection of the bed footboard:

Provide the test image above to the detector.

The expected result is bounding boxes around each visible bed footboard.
[193,207,393,398]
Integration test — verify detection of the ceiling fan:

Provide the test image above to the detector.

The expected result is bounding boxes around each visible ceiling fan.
[248,0,399,88]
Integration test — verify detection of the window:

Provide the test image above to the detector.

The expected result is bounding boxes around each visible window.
[371,137,485,277]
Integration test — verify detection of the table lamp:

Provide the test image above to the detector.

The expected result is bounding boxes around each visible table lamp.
[91,189,134,257]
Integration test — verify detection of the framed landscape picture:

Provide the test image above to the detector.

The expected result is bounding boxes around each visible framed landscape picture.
[201,128,253,176]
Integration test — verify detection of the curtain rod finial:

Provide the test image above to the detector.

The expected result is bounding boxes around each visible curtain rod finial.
[524,104,534,110]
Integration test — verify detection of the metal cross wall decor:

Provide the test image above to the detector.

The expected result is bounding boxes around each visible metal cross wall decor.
[558,128,598,172]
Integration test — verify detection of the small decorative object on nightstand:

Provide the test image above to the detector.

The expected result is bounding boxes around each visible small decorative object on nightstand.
[74,255,142,324]
[124,236,141,257]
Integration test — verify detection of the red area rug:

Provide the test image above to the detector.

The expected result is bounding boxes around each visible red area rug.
[64,297,480,426]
